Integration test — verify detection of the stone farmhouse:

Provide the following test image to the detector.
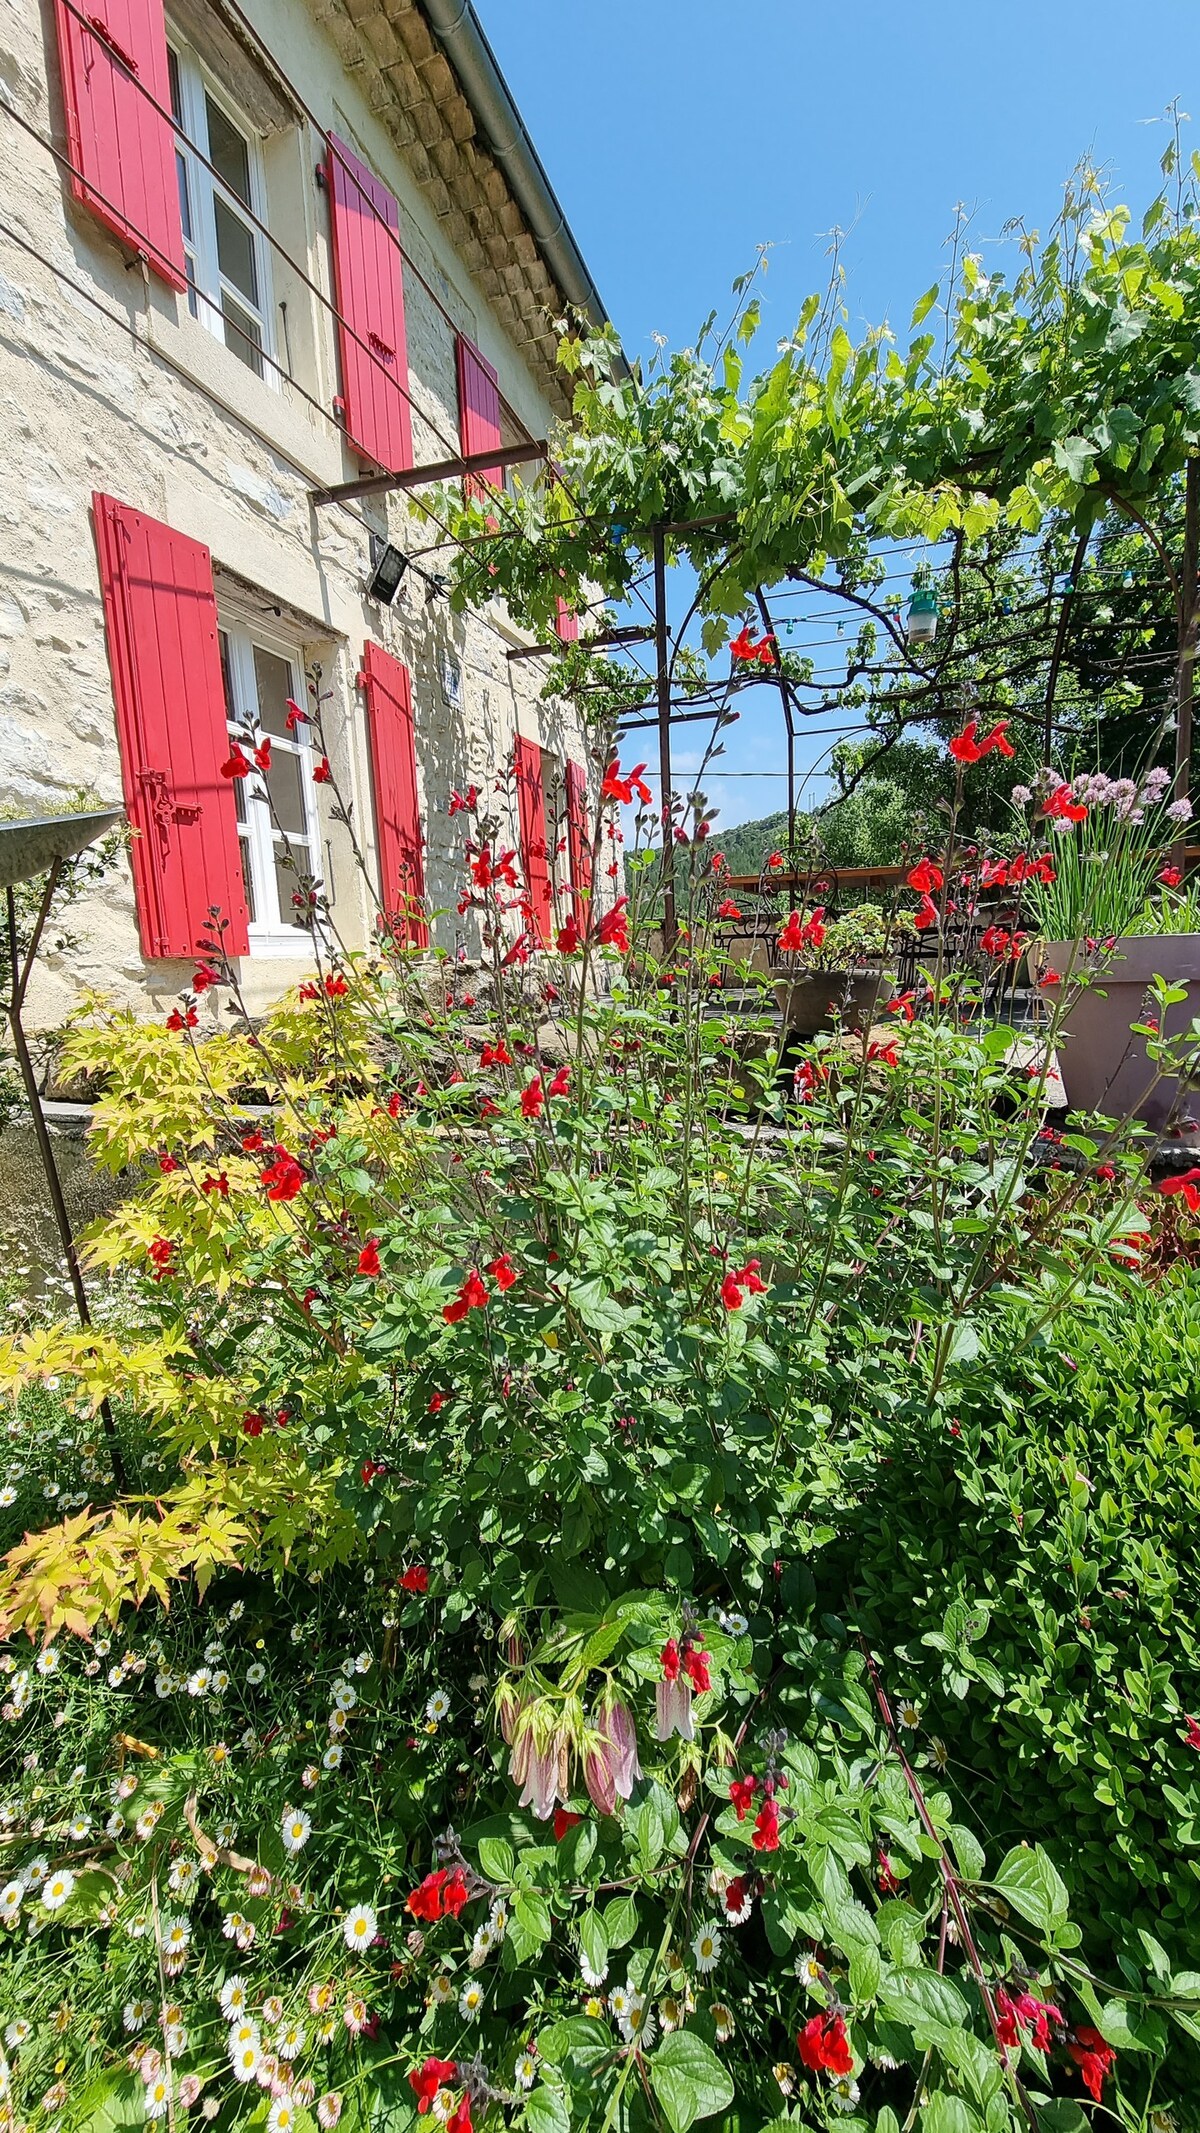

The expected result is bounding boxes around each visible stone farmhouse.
[0,0,607,1023]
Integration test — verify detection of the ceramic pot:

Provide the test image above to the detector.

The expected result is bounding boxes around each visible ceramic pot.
[1036,934,1200,1129]
[773,970,887,1036]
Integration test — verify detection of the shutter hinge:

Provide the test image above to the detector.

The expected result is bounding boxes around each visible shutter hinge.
[355,669,367,691]
[332,396,346,422]
[315,160,328,190]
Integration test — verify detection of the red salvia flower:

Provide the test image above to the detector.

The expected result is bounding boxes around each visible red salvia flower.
[148,1237,175,1278]
[253,738,272,772]
[797,2012,853,2076]
[596,900,630,952]
[752,1795,780,1852]
[409,2060,457,2115]
[192,965,218,993]
[201,1172,229,1196]
[406,1870,450,1921]
[241,1129,265,1153]
[158,1152,179,1173]
[660,1638,682,1683]
[221,746,251,779]
[1066,2026,1116,2102]
[242,1411,265,1437]
[913,893,940,931]
[444,1268,489,1323]
[729,1775,758,1821]
[1161,864,1183,887]
[722,1260,767,1311]
[553,1809,582,1841]
[601,759,653,806]
[313,757,332,784]
[357,1238,382,1277]
[399,1565,429,1593]
[905,858,944,893]
[716,899,742,920]
[448,786,479,816]
[480,1040,513,1068]
[1161,1167,1200,1214]
[682,1645,711,1694]
[486,1253,517,1291]
[948,720,983,763]
[261,1153,305,1202]
[445,2099,472,2133]
[521,1077,544,1119]
[325,973,349,998]
[166,1006,198,1032]
[866,1040,899,1067]
[767,851,784,870]
[556,918,581,954]
[888,993,917,1021]
[284,698,307,730]
[1043,782,1087,822]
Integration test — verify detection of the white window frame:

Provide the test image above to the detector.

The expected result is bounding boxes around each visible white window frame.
[168,37,277,387]
[218,617,322,956]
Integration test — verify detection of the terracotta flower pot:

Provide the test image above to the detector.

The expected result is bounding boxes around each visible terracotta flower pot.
[774,970,887,1036]
[1037,934,1200,1129]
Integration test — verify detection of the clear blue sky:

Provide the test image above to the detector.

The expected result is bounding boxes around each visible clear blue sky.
[483,0,1196,831]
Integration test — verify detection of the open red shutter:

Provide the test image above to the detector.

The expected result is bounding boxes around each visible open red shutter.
[456,334,502,499]
[564,761,592,929]
[327,134,412,476]
[53,0,185,289]
[92,492,249,960]
[515,735,552,947]
[555,598,579,644]
[361,642,426,946]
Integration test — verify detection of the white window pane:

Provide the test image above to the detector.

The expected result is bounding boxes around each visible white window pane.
[266,748,306,837]
[205,94,252,206]
[253,646,295,739]
[222,293,264,376]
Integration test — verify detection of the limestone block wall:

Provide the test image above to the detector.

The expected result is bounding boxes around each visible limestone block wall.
[0,0,594,1031]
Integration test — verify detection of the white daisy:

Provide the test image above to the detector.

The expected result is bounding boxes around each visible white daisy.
[829,2077,861,2114]
[897,1699,921,1730]
[425,1691,450,1723]
[268,2102,296,2133]
[164,2021,188,2056]
[68,1816,92,1841]
[332,1682,357,1712]
[168,1858,200,1900]
[719,1611,749,1637]
[35,1648,60,1676]
[691,1924,721,1973]
[42,1869,75,1911]
[428,1976,454,2006]
[187,1669,211,1698]
[19,1855,48,1889]
[514,2053,537,2090]
[620,1993,655,2048]
[162,1915,191,1958]
[276,2021,306,2061]
[281,1809,312,1856]
[155,1673,175,1699]
[4,2017,30,2047]
[230,2042,261,2084]
[327,1710,348,1738]
[135,1804,164,1839]
[218,1976,249,2018]
[227,2021,261,2055]
[342,1903,376,1952]
[580,1952,608,1989]
[211,1671,230,1696]
[353,1652,372,1675]
[458,1981,484,2022]
[0,1881,22,1924]
[322,1746,344,1772]
[145,2077,172,2120]
[263,1997,284,2026]
[302,1765,320,1790]
[246,1663,266,1685]
[711,2002,735,2043]
[317,2095,343,2130]
[608,1987,630,2022]
[227,1600,245,1622]
[0,1485,17,1508]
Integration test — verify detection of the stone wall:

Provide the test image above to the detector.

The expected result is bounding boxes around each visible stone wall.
[0,0,592,1032]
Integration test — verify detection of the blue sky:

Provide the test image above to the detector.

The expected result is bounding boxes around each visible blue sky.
[483,0,1196,830]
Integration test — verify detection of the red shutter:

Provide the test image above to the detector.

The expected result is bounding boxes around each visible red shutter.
[326,134,412,476]
[555,598,579,644]
[361,642,426,946]
[53,0,185,289]
[456,334,502,499]
[515,735,552,947]
[92,493,249,959]
[564,760,592,929]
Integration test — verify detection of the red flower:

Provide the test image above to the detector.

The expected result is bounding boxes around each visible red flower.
[980,719,1014,757]
[996,1987,1063,2054]
[1161,1167,1200,1214]
[313,756,332,784]
[325,973,349,998]
[428,1393,445,1414]
[201,1172,229,1196]
[409,2060,457,2115]
[556,918,581,955]
[767,851,784,870]
[1095,1163,1116,1182]
[1160,865,1183,887]
[553,1808,582,1841]
[361,1457,385,1485]
[1044,783,1087,823]
[729,1775,758,1821]
[948,720,983,763]
[913,893,939,931]
[448,786,479,816]
[683,1645,711,1694]
[357,1238,382,1277]
[797,2012,853,2076]
[601,760,653,806]
[446,2099,472,2133]
[596,900,630,952]
[407,1869,450,1921]
[486,1253,517,1291]
[166,1006,198,1032]
[148,1236,175,1271]
[298,982,320,1002]
[521,1077,544,1119]
[480,1039,513,1069]
[400,1565,429,1593]
[752,1795,780,1852]
[905,858,944,893]
[443,1268,489,1323]
[980,924,1012,959]
[192,965,218,993]
[253,738,272,772]
[722,1874,752,1923]
[158,1152,179,1173]
[548,1065,571,1098]
[728,624,756,662]
[660,1637,681,1682]
[284,698,307,731]
[866,1040,899,1067]
[888,992,917,1021]
[1039,969,1062,987]
[1185,1715,1200,1749]
[716,899,742,921]
[756,636,778,667]
[876,1851,899,1895]
[261,1154,305,1202]
[721,1259,767,1311]
[242,1411,265,1437]
[221,746,251,779]
[777,910,805,953]
[980,856,1009,887]
[1066,2026,1115,2102]
[241,1129,265,1154]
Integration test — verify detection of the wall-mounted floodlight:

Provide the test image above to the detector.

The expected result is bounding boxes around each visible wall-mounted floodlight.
[366,538,409,605]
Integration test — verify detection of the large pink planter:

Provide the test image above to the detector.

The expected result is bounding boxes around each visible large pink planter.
[1039,934,1200,1129]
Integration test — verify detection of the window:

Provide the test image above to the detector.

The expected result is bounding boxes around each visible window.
[218,621,321,952]
[168,41,273,379]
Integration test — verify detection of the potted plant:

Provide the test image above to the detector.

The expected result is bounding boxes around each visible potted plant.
[1021,767,1198,1127]
[773,902,913,1035]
